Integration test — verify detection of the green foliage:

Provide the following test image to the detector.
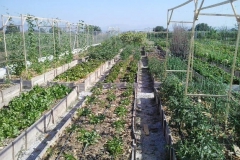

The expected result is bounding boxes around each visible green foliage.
[77,108,92,117]
[120,32,146,46]
[120,98,131,106]
[0,84,71,142]
[153,26,167,32]
[106,137,124,157]
[193,58,239,84]
[160,66,231,159]
[91,86,102,95]
[88,37,122,60]
[63,153,76,160]
[54,60,102,82]
[114,105,127,117]
[85,95,98,105]
[195,23,211,31]
[194,40,240,70]
[120,45,134,60]
[148,57,164,80]
[122,88,133,97]
[121,59,138,83]
[5,23,20,34]
[78,129,100,146]
[107,91,116,102]
[113,120,125,132]
[104,59,130,83]
[89,114,105,124]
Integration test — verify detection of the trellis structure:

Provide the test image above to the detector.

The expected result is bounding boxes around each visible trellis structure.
[165,0,240,99]
[0,14,108,79]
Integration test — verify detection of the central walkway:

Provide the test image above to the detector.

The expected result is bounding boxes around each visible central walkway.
[135,56,166,160]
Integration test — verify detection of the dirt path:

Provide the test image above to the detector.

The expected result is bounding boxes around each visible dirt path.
[135,56,166,160]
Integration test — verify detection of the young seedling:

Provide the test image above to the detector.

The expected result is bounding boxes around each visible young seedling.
[63,153,77,160]
[89,114,105,124]
[77,108,92,117]
[114,105,128,117]
[120,98,131,106]
[106,137,124,158]
[77,129,100,153]
[113,120,125,132]
[107,91,116,102]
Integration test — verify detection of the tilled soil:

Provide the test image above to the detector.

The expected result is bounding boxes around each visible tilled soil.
[43,87,133,160]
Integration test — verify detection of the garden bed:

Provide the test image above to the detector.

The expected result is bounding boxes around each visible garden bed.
[42,84,134,159]
[49,57,116,92]
[0,83,22,109]
[0,58,86,109]
[0,85,78,160]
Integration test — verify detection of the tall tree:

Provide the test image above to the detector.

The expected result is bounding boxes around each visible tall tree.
[195,23,211,31]
[153,26,167,32]
[5,23,20,34]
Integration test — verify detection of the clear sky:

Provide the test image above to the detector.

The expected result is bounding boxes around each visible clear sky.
[0,0,239,31]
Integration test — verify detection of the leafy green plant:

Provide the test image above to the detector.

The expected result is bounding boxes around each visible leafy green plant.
[78,129,100,152]
[114,106,128,117]
[113,120,125,132]
[86,96,98,105]
[120,98,131,106]
[89,114,105,124]
[63,153,77,160]
[107,91,116,102]
[77,108,92,117]
[106,137,124,157]
[54,60,102,82]
[122,89,132,97]
[0,84,71,142]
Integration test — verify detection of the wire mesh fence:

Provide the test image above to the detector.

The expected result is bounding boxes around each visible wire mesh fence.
[0,14,115,80]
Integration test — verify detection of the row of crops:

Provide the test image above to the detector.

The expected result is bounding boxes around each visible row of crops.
[44,84,134,159]
[0,36,124,154]
[42,44,141,159]
[0,15,112,79]
[0,31,147,160]
[148,45,240,159]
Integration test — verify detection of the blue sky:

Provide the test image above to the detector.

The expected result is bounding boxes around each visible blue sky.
[0,0,239,31]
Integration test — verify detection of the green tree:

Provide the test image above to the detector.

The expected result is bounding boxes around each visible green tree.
[93,25,101,32]
[5,23,20,34]
[49,26,62,34]
[195,23,211,31]
[153,26,167,32]
[39,28,46,33]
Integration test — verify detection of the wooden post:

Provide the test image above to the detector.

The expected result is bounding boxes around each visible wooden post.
[185,0,199,95]
[21,14,28,74]
[1,15,10,79]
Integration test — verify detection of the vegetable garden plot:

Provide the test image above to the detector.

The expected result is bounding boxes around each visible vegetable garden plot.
[54,60,102,83]
[0,84,71,148]
[0,14,115,83]
[43,84,134,160]
[104,48,140,83]
[147,50,240,159]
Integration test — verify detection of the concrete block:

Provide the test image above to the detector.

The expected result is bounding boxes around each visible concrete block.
[32,75,45,86]
[44,70,55,82]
